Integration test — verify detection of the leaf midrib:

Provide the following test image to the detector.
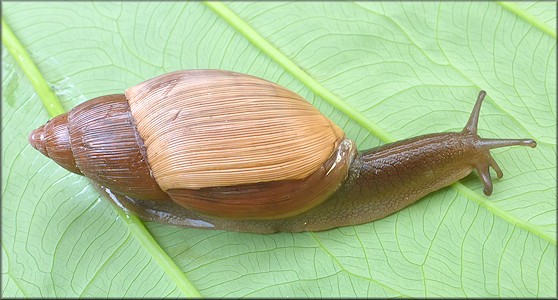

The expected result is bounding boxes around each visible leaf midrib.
[204,2,555,246]
[497,1,557,39]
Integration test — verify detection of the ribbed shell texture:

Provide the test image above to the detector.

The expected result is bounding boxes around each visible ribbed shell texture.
[126,70,345,191]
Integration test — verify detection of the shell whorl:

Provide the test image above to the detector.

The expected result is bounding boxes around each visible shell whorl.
[30,94,169,201]
[29,113,81,175]
[67,94,169,200]
[125,70,346,190]
[123,70,353,219]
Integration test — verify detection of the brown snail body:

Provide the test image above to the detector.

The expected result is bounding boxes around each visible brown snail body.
[29,70,537,233]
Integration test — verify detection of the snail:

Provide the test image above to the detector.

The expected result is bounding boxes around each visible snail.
[29,70,537,233]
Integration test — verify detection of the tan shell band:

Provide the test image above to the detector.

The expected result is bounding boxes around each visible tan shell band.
[126,70,345,191]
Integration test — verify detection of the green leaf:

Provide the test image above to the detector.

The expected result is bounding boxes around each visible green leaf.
[2,1,556,297]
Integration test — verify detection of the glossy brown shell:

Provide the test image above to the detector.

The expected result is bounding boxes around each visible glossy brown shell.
[29,70,354,219]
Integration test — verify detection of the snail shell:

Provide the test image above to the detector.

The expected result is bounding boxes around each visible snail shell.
[29,70,355,220]
[29,70,537,233]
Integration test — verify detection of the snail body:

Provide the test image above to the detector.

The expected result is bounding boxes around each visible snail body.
[29,70,536,233]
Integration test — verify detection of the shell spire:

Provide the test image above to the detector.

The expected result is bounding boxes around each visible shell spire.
[28,113,82,174]
[29,124,48,157]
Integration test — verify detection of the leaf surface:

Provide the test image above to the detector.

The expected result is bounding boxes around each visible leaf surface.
[2,1,556,297]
